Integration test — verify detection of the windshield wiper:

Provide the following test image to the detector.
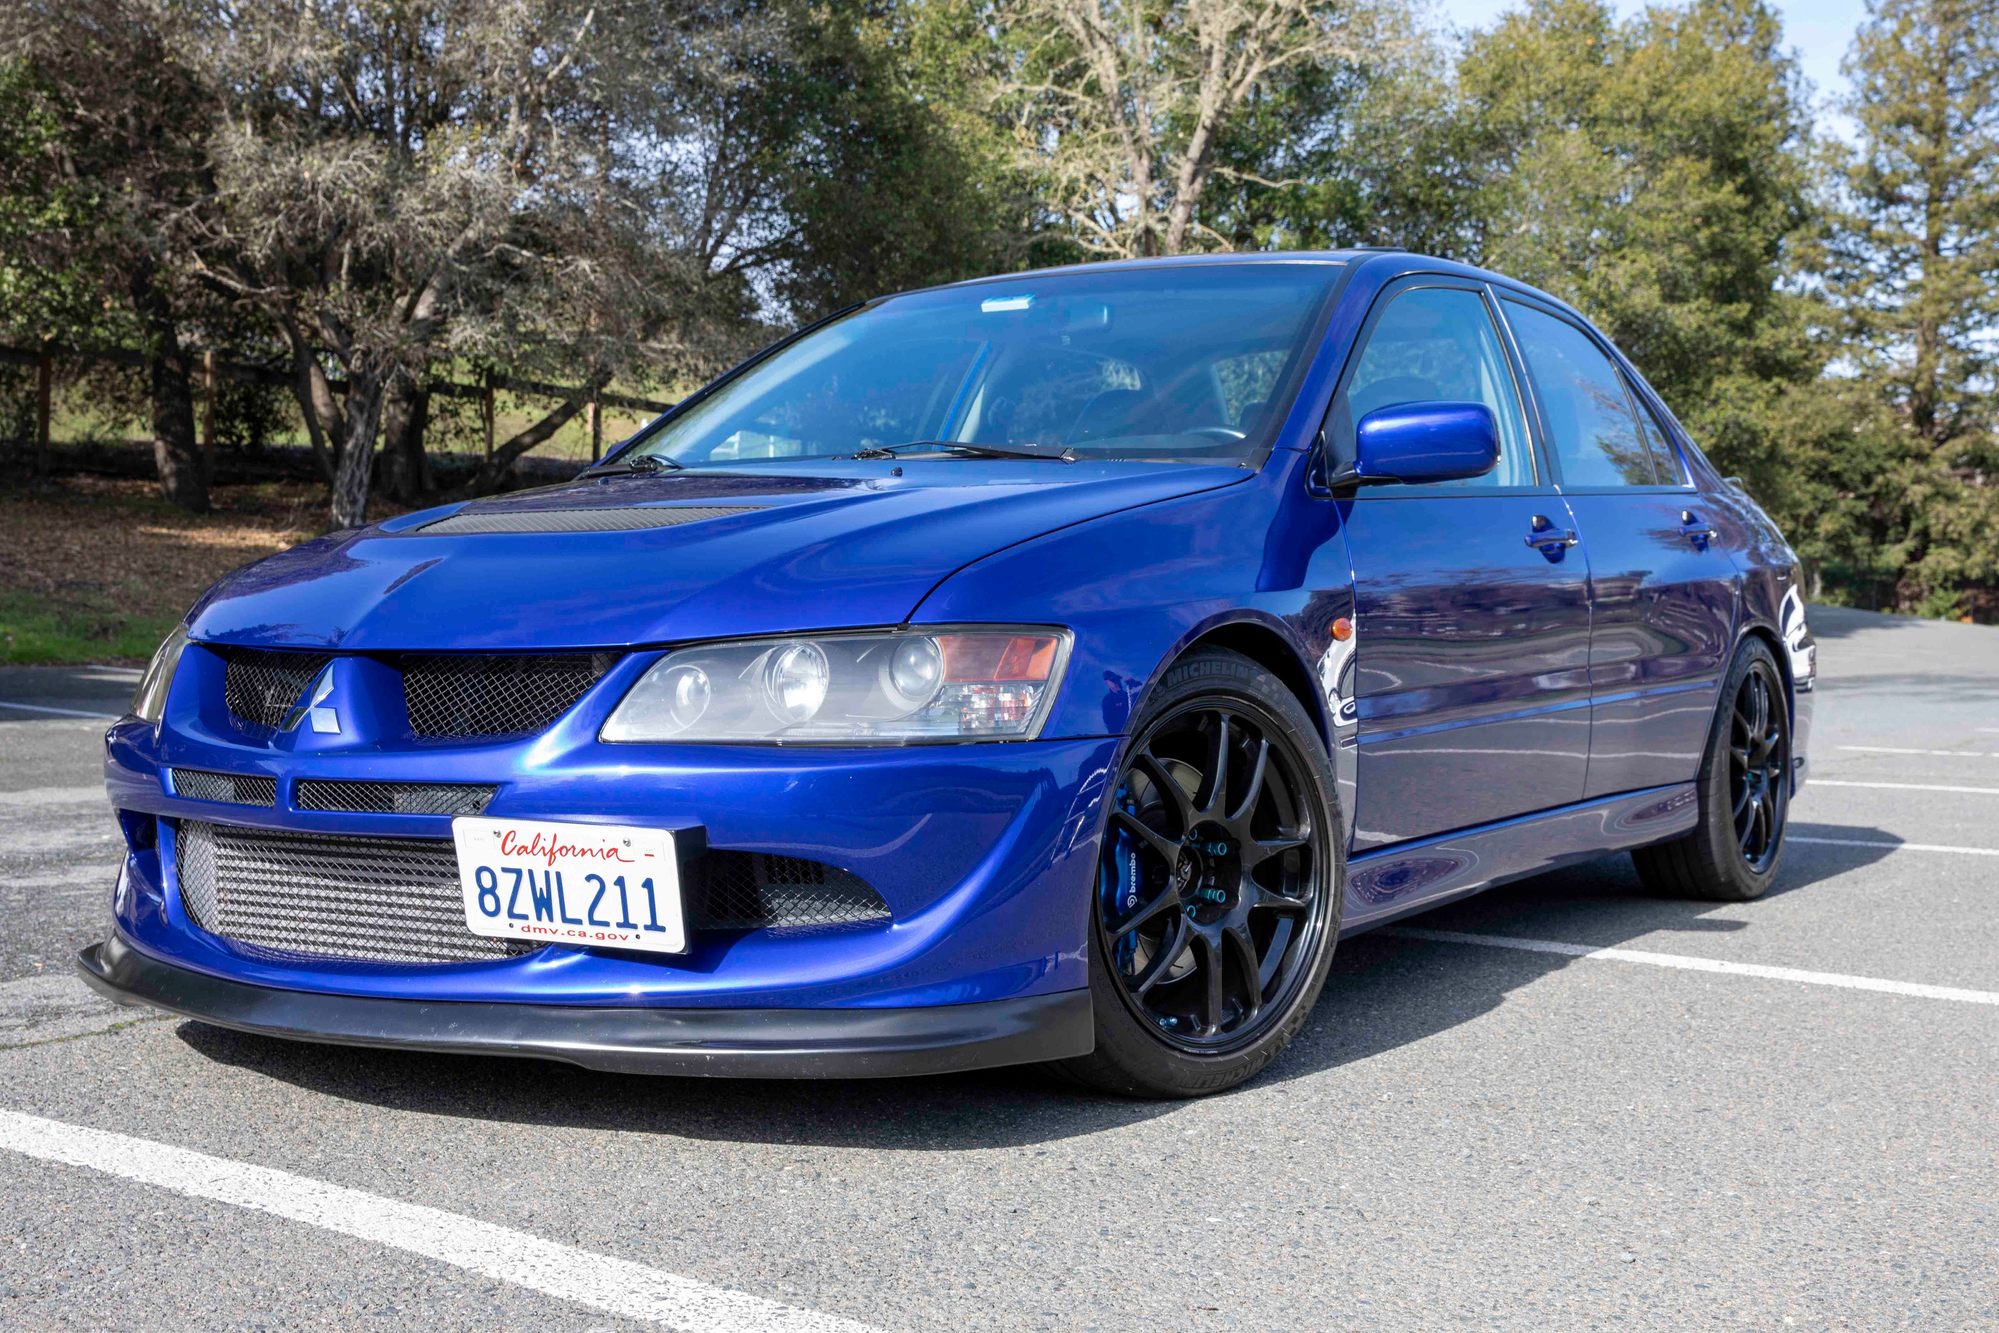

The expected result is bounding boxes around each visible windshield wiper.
[592,453,683,476]
[847,440,1075,463]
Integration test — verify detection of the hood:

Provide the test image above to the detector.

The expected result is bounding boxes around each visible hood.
[186,461,1247,651]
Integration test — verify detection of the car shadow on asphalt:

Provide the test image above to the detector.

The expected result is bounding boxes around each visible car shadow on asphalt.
[172,824,1903,1148]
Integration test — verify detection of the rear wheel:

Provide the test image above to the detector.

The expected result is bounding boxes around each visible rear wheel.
[1055,649,1342,1098]
[1633,637,1791,901]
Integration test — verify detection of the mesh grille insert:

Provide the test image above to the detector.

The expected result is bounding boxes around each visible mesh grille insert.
[417,506,758,535]
[171,823,888,964]
[295,780,496,816]
[398,654,617,738]
[170,769,277,807]
[219,648,331,733]
[684,852,889,932]
[174,820,529,964]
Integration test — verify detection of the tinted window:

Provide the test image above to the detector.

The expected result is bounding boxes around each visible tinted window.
[1504,302,1657,487]
[1336,286,1534,488]
[1627,381,1685,484]
[629,264,1342,466]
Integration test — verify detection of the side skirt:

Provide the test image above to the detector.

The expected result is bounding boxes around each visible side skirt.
[1339,783,1698,937]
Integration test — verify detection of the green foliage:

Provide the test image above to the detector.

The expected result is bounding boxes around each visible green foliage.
[771,0,1034,315]
[2,0,1996,617]
[1816,0,1999,610]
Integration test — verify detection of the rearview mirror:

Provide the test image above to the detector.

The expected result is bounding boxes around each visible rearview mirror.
[1343,401,1499,487]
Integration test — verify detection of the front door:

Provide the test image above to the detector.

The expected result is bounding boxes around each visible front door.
[1325,280,1594,852]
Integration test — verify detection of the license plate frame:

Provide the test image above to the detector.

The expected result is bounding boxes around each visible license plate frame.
[452,816,686,954]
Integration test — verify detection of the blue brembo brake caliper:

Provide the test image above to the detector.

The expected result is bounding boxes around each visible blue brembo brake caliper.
[1100,781,1145,976]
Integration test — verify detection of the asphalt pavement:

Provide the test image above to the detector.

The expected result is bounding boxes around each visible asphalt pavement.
[0,607,1993,1330]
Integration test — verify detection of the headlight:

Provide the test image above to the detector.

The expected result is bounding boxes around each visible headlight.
[601,628,1070,743]
[132,625,191,724]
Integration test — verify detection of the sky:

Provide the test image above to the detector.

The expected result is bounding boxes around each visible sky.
[1434,0,1874,135]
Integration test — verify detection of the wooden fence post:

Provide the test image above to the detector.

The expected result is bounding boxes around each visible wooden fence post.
[481,371,495,462]
[33,351,52,477]
[202,348,217,462]
[588,387,602,462]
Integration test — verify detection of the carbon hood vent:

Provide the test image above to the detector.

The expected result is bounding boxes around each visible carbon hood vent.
[415,505,758,535]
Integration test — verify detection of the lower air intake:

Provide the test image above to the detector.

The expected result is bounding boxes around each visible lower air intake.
[294,780,495,816]
[685,852,890,932]
[171,822,890,965]
[174,820,528,965]
[170,769,277,807]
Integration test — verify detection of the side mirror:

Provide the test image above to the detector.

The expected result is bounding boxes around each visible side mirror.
[1341,401,1499,487]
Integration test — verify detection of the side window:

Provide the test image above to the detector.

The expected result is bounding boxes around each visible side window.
[1503,302,1657,487]
[1626,379,1686,485]
[1334,286,1535,488]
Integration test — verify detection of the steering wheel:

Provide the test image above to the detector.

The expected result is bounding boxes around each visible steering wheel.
[1188,425,1248,442]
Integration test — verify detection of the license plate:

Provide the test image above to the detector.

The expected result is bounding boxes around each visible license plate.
[452,817,685,954]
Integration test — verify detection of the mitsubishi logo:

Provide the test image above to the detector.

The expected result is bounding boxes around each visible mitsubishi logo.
[281,665,341,735]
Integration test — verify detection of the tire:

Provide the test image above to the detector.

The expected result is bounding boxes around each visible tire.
[1632,637,1791,902]
[1053,648,1344,1098]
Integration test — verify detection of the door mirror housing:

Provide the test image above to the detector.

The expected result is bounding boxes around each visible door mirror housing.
[1337,401,1500,487]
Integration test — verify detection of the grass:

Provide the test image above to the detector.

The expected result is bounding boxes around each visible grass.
[0,475,406,666]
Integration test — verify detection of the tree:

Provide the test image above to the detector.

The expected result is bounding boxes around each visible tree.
[177,1,739,526]
[1820,0,1999,611]
[995,0,1384,257]
[1831,0,1999,454]
[1457,0,1818,428]
[0,0,219,511]
[771,0,1038,315]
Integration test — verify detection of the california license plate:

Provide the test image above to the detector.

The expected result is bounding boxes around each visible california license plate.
[452,817,685,954]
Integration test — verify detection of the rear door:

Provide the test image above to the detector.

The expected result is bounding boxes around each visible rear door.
[1498,298,1737,797]
[1327,278,1594,852]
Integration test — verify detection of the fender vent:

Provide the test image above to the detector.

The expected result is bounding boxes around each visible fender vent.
[416,506,758,535]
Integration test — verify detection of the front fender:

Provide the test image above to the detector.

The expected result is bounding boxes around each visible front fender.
[909,468,1330,745]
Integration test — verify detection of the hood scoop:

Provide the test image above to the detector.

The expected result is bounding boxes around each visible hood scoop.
[415,505,760,535]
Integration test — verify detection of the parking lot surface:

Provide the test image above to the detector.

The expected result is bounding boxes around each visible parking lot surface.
[1,607,1993,1330]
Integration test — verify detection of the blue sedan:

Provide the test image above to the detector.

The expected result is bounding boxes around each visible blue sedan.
[82,251,1815,1097]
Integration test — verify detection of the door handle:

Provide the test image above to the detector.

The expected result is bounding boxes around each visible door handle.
[1525,516,1580,550]
[1680,509,1719,544]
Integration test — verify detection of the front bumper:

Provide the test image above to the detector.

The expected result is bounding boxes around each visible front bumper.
[79,931,1092,1077]
[106,688,1119,1010]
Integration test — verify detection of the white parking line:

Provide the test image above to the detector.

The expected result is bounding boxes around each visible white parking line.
[1807,779,1999,795]
[1837,744,1997,758]
[1790,835,1999,856]
[0,786,107,810]
[0,700,118,720]
[1385,929,1999,1005]
[0,1109,876,1332]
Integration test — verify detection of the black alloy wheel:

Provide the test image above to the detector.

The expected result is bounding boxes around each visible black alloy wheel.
[1633,637,1792,902]
[1056,648,1342,1097]
[1728,656,1790,874]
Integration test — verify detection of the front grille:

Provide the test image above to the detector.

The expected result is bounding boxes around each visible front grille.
[398,654,616,738]
[220,648,331,732]
[174,820,528,964]
[170,769,277,807]
[172,821,889,965]
[684,852,889,932]
[295,779,495,816]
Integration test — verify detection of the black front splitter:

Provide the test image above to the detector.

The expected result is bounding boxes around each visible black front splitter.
[76,932,1093,1078]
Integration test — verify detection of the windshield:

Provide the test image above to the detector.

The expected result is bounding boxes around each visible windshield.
[623,263,1343,467]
